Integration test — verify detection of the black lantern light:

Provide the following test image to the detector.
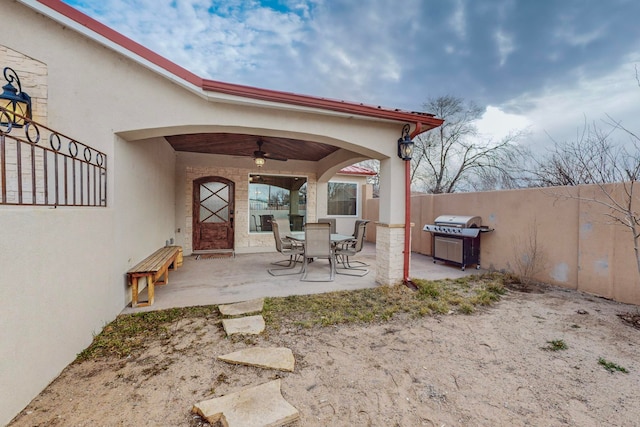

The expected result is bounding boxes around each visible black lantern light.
[397,123,413,161]
[0,67,32,128]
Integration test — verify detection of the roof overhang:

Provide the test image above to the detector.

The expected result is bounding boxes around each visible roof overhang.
[25,0,443,135]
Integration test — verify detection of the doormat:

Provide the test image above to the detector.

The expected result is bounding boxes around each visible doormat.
[195,253,234,260]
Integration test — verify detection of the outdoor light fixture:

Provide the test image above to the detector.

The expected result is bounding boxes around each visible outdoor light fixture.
[254,156,266,167]
[0,67,32,128]
[397,124,413,161]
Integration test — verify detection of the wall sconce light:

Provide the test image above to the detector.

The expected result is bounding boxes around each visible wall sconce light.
[397,124,413,161]
[254,156,266,167]
[0,67,32,128]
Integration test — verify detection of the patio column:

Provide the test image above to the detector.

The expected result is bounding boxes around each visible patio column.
[375,157,406,285]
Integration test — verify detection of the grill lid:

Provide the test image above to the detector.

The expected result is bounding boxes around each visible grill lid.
[434,215,481,228]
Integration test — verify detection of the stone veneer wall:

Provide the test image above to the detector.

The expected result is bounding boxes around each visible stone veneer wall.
[184,165,316,255]
[0,45,48,125]
[1,46,50,204]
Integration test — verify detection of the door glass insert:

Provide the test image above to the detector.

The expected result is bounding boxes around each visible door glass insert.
[200,182,229,223]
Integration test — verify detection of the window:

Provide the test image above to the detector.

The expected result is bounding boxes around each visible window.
[327,182,358,216]
[249,174,307,233]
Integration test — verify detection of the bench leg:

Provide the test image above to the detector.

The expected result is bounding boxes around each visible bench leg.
[147,277,155,306]
[155,267,169,286]
[131,277,140,307]
[131,275,154,308]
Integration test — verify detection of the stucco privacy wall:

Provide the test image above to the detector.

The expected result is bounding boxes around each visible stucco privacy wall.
[364,184,640,305]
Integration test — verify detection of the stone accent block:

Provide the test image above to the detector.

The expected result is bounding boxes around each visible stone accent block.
[193,379,299,427]
[218,298,264,316]
[222,315,265,336]
[218,347,295,372]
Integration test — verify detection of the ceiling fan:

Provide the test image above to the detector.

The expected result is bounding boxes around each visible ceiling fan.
[253,139,287,167]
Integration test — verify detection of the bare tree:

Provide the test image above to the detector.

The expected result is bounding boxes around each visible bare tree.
[535,118,640,278]
[527,121,621,187]
[412,95,525,193]
[355,159,380,195]
[510,220,549,285]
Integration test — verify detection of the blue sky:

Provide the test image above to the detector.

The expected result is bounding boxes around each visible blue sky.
[62,0,640,150]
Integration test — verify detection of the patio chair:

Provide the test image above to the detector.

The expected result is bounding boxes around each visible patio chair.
[337,219,370,267]
[335,221,369,276]
[352,219,370,239]
[268,221,305,275]
[274,218,294,249]
[301,222,335,282]
[270,217,303,266]
[317,217,337,234]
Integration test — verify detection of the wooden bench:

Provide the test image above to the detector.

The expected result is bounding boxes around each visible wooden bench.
[127,246,183,307]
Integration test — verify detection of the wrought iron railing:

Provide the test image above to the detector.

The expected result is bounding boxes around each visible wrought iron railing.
[0,107,107,207]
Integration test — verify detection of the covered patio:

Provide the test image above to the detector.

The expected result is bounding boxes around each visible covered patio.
[2,1,447,423]
[121,242,480,314]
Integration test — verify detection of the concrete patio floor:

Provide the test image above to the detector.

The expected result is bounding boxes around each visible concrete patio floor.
[121,243,482,314]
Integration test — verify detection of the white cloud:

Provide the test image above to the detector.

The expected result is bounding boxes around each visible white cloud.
[476,106,531,142]
[449,0,467,40]
[494,29,515,67]
[499,53,640,152]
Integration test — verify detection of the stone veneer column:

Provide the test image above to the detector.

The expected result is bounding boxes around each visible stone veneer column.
[375,223,405,285]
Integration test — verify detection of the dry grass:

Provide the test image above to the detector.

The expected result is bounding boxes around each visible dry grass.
[263,272,507,329]
[76,273,509,361]
[76,306,220,361]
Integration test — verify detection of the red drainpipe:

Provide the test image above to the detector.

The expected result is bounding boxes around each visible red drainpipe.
[403,123,422,289]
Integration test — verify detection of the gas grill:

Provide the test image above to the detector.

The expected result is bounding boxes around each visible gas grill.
[422,215,492,270]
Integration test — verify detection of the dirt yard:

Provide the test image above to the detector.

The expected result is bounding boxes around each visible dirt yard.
[9,283,640,427]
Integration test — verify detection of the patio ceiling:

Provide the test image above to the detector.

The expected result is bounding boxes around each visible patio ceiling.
[165,133,340,162]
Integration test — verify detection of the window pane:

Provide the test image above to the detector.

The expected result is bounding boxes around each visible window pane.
[328,182,357,216]
[249,174,307,232]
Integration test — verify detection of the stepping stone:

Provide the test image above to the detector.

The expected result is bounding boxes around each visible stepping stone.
[219,298,264,316]
[218,347,295,372]
[222,315,265,336]
[193,379,299,427]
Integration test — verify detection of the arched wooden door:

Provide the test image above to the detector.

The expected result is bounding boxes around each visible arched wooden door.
[193,177,234,251]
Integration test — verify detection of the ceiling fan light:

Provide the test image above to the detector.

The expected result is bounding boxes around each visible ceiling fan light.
[254,157,266,167]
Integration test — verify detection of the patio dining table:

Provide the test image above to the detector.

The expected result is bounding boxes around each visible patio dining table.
[286,231,354,281]
[286,232,354,245]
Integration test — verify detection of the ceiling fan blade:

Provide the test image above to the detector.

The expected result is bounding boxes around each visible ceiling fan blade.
[264,153,288,161]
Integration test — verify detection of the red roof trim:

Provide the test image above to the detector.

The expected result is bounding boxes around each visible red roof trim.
[202,79,444,126]
[338,165,377,176]
[34,0,444,129]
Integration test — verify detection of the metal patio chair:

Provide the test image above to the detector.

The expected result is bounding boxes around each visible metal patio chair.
[335,221,369,276]
[274,218,294,249]
[268,221,305,275]
[301,222,335,282]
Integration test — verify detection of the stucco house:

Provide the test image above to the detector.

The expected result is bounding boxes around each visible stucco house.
[0,0,443,422]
